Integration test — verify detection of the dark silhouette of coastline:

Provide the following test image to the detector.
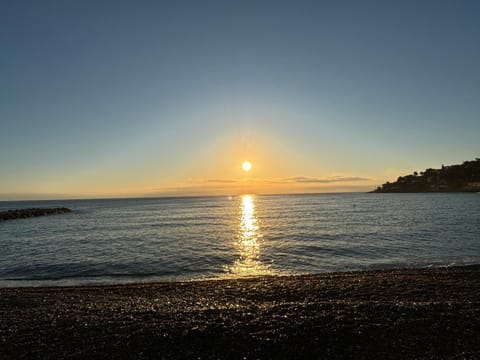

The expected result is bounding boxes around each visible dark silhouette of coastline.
[372,158,480,193]
[0,208,71,221]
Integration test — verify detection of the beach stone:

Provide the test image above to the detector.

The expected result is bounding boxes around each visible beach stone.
[1,266,480,359]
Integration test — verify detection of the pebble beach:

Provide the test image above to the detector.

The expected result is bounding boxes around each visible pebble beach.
[1,265,479,359]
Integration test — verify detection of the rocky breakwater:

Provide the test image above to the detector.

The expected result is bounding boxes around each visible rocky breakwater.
[0,207,71,221]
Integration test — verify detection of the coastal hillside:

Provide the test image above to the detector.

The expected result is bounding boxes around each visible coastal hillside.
[372,158,480,193]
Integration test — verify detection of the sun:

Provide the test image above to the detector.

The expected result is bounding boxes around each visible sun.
[242,161,252,172]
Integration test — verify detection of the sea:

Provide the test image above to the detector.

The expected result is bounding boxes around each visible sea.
[0,193,479,287]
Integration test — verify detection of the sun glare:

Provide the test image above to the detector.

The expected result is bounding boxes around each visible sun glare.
[223,194,272,277]
[242,161,252,172]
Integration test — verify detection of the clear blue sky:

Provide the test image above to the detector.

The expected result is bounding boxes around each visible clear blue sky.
[1,0,479,199]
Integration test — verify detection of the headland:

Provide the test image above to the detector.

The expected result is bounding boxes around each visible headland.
[372,158,480,193]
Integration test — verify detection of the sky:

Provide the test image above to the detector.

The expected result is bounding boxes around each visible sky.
[1,0,479,200]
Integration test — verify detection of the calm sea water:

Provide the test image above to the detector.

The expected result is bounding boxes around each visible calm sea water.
[0,193,479,287]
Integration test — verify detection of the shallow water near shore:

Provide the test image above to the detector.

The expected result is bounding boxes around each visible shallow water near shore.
[0,193,479,287]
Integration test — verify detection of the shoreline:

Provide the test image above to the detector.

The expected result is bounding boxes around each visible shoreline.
[1,262,479,289]
[1,265,480,359]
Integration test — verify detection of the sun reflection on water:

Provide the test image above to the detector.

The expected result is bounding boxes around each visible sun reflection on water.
[224,194,272,277]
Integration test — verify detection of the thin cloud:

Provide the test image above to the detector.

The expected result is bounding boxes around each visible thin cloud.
[207,179,239,183]
[287,176,370,183]
[264,179,290,184]
[148,175,371,197]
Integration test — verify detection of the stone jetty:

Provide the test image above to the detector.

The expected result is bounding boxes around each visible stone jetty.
[0,207,71,221]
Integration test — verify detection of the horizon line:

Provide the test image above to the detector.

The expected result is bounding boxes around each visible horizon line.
[0,190,372,203]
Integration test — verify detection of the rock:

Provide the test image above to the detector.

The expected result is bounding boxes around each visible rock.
[0,207,71,221]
